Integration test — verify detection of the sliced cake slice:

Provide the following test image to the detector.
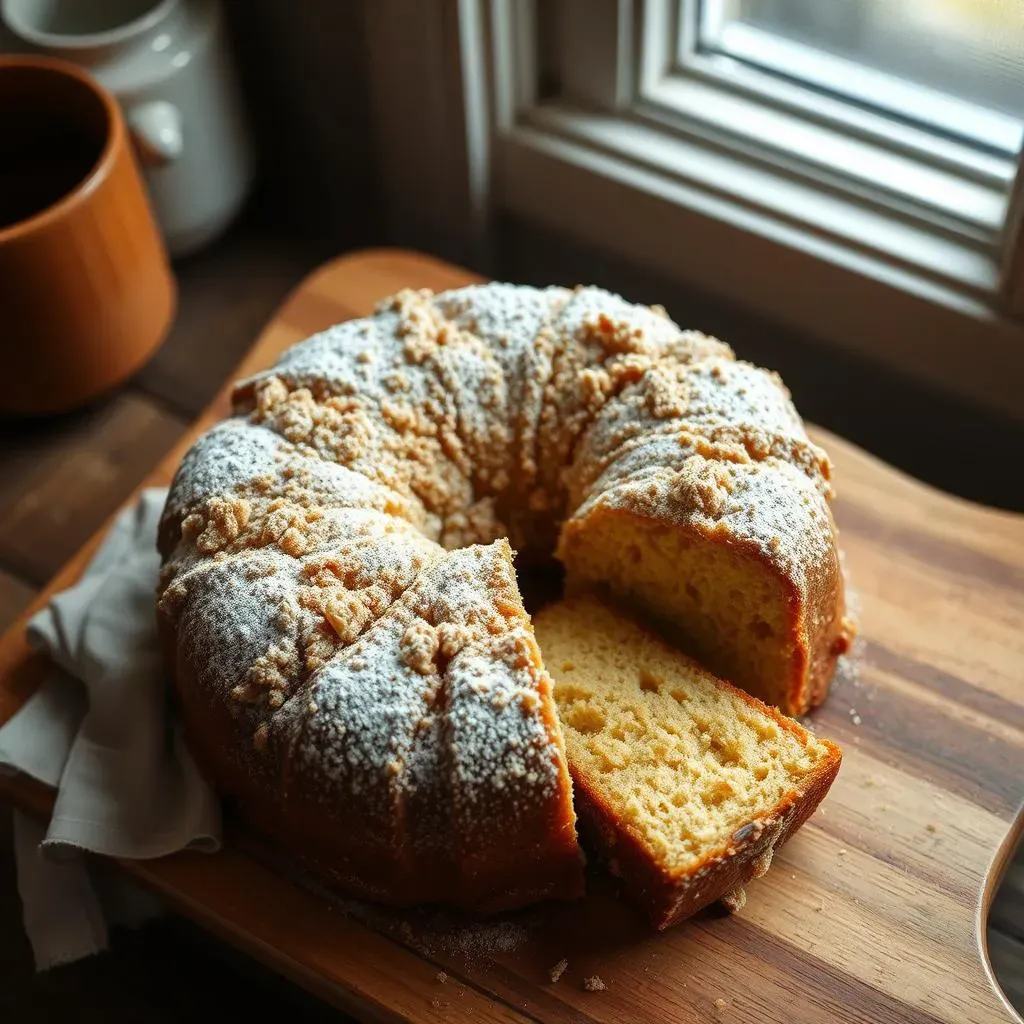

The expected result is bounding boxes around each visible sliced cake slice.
[533,595,841,930]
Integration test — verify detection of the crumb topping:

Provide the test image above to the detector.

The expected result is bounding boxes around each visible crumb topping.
[549,958,569,983]
[720,885,747,913]
[157,280,840,892]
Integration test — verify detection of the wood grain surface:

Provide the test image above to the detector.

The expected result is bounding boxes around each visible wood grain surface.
[1,248,1022,1024]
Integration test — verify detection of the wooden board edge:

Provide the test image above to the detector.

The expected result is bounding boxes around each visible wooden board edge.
[980,802,1024,1024]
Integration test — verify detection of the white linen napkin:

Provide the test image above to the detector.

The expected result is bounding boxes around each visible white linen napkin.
[0,487,222,970]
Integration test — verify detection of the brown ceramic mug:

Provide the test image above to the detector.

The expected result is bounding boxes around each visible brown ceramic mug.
[0,54,175,414]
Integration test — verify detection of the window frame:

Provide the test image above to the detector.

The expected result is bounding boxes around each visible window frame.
[633,0,1015,248]
[482,0,1024,417]
[362,0,1024,414]
[1004,168,1024,318]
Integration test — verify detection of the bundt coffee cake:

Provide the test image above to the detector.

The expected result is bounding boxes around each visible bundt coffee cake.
[534,596,842,929]
[157,282,850,916]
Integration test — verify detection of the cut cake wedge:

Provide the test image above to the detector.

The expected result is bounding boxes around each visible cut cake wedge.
[534,595,841,929]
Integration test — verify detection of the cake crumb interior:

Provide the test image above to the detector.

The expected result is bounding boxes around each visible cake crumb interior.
[560,514,797,711]
[535,596,830,874]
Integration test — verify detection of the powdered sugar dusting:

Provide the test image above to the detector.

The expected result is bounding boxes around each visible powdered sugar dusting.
[166,549,306,753]
[435,919,527,959]
[446,628,562,839]
[532,288,731,518]
[275,543,562,865]
[158,278,846,909]
[434,283,572,548]
[567,356,832,508]
[569,443,834,595]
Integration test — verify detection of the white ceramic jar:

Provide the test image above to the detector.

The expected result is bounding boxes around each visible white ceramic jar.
[2,0,254,257]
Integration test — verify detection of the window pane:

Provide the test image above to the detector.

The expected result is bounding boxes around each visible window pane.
[700,0,1024,154]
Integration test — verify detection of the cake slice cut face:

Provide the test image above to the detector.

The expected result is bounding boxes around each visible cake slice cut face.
[559,354,850,717]
[533,595,841,930]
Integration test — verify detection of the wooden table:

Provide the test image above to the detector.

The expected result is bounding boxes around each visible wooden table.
[1,249,1023,1023]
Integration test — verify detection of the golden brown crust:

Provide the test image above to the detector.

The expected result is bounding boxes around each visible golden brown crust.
[790,508,851,714]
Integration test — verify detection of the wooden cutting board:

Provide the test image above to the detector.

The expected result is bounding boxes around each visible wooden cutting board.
[1,248,1022,1024]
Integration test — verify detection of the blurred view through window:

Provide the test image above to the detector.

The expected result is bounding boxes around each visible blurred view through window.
[697,0,1024,156]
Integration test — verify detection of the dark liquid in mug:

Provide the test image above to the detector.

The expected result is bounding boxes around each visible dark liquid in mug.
[0,70,107,231]
[0,134,101,229]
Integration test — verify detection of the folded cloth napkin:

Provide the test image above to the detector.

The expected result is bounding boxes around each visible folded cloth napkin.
[0,487,221,970]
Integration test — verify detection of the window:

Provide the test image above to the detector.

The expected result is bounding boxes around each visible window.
[698,0,1024,155]
[485,0,1024,416]
[645,0,1024,266]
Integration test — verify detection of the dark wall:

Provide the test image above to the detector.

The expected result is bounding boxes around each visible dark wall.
[221,0,381,253]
